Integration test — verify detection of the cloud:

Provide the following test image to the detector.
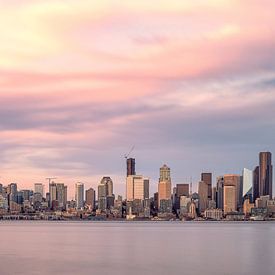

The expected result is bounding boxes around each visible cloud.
[0,0,274,197]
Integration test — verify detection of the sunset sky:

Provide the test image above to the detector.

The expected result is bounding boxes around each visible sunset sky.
[0,0,274,198]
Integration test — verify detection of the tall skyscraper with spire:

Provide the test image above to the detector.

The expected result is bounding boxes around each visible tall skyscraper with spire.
[158,164,172,208]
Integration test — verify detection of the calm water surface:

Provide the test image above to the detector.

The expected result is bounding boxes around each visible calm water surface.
[0,221,274,275]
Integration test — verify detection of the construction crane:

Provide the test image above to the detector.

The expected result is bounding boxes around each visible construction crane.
[124,145,135,160]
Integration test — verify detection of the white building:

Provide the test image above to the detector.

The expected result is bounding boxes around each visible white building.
[242,168,253,199]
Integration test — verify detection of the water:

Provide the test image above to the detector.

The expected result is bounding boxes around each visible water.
[0,221,274,275]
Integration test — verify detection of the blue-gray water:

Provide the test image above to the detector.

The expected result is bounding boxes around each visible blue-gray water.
[0,221,275,275]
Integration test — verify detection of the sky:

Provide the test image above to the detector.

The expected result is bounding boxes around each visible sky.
[0,0,275,199]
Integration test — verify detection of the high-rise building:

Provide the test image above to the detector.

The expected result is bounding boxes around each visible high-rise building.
[216,177,224,210]
[158,164,171,207]
[201,173,212,200]
[242,168,253,202]
[34,183,44,197]
[176,184,189,197]
[223,185,236,214]
[86,188,95,210]
[198,181,209,214]
[56,183,67,210]
[174,184,189,210]
[259,152,273,199]
[75,183,84,209]
[253,166,259,202]
[8,183,18,205]
[98,177,115,211]
[224,174,241,210]
[49,182,57,207]
[21,190,30,202]
[127,158,136,176]
[126,175,149,201]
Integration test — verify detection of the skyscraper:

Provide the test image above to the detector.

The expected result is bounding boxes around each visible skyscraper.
[259,152,273,199]
[75,183,84,209]
[223,185,237,214]
[242,168,253,202]
[198,181,209,214]
[201,173,212,200]
[176,184,189,197]
[216,176,224,210]
[98,177,114,211]
[253,166,259,202]
[34,183,44,197]
[85,188,95,210]
[223,174,241,210]
[126,175,149,201]
[127,158,136,176]
[49,182,57,207]
[158,164,172,208]
[56,183,67,210]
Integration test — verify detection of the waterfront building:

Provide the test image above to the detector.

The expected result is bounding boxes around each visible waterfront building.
[243,199,254,216]
[259,152,273,199]
[204,208,223,220]
[255,195,269,208]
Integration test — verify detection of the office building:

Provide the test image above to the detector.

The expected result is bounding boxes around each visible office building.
[86,188,95,210]
[223,185,237,214]
[253,166,259,202]
[201,173,212,200]
[34,183,44,197]
[127,158,136,176]
[198,181,209,213]
[216,176,224,210]
[158,164,172,207]
[242,168,253,202]
[75,183,84,209]
[98,177,115,211]
[224,174,241,210]
[126,175,149,201]
[259,152,273,199]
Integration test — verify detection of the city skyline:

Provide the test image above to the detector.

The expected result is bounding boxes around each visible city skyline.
[0,1,275,196]
[0,151,273,200]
